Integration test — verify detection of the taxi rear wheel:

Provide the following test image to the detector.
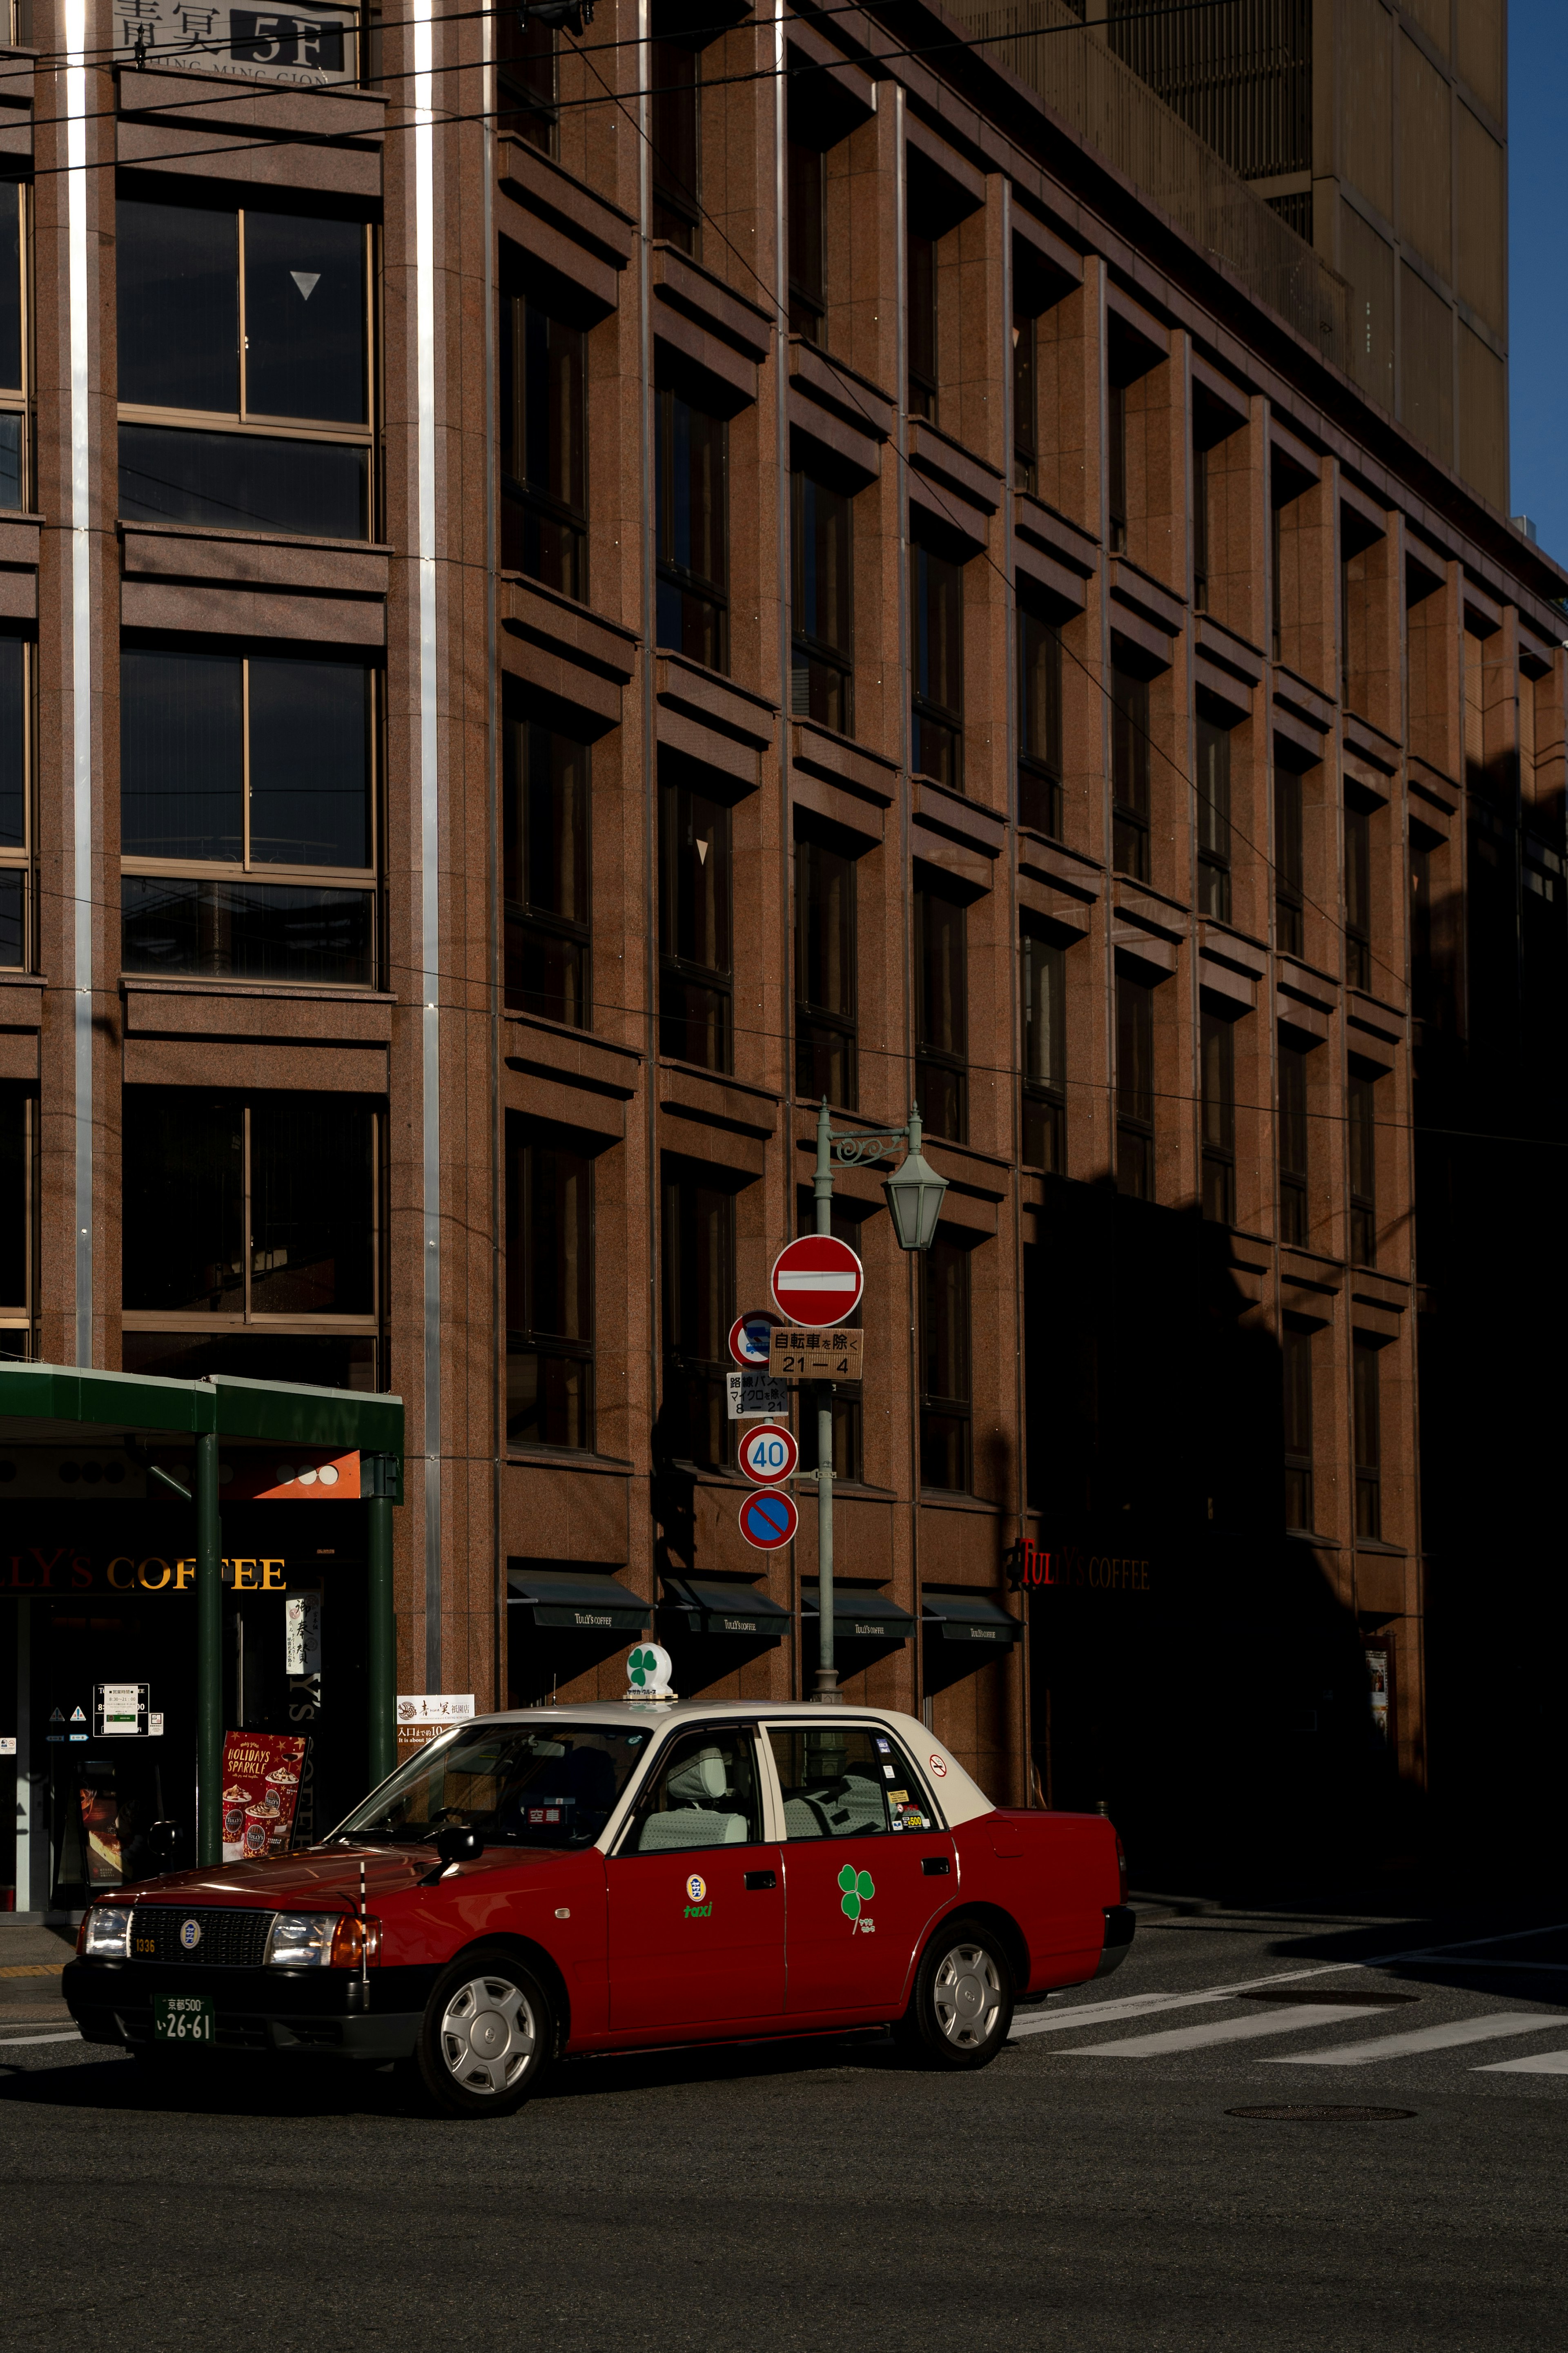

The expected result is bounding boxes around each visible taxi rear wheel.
[900,1918,1013,2069]
[415,1950,553,2117]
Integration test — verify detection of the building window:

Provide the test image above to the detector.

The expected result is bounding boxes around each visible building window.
[1281,1320,1313,1532]
[1275,763,1305,956]
[497,12,556,151]
[120,1088,379,1389]
[907,221,937,419]
[117,194,372,540]
[911,538,963,789]
[120,648,375,986]
[661,1167,732,1470]
[1107,375,1127,553]
[1116,970,1154,1198]
[1021,926,1065,1173]
[795,828,856,1108]
[1018,604,1061,837]
[503,714,589,1028]
[659,772,731,1071]
[1013,309,1037,493]
[1348,1067,1376,1266]
[0,182,27,509]
[499,281,587,601]
[0,636,29,969]
[0,1085,31,1356]
[795,1191,863,1481]
[1278,1037,1309,1246]
[914,877,967,1142]
[787,137,826,342]
[1195,711,1231,920]
[506,1123,593,1450]
[655,385,728,673]
[791,466,852,733]
[651,42,700,253]
[1192,434,1209,612]
[1111,664,1150,880]
[1410,837,1434,1022]
[920,1234,971,1492]
[1345,790,1372,989]
[1352,1334,1381,1539]
[1200,1006,1236,1225]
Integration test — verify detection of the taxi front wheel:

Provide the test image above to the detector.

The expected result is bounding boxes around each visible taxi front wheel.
[899,1917,1014,2070]
[414,1949,554,2118]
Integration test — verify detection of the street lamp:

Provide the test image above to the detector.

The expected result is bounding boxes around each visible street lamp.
[808,1100,948,1702]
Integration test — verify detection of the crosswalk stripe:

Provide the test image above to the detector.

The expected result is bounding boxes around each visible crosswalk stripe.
[1010,1959,1378,2041]
[1474,2047,1568,2074]
[1270,2012,1557,2066]
[1058,2003,1388,2057]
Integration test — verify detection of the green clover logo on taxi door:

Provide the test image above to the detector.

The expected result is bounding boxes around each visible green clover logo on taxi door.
[838,1863,875,1924]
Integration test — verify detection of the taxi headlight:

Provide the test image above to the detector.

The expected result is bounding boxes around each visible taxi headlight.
[263,1911,337,1968]
[82,1905,133,1959]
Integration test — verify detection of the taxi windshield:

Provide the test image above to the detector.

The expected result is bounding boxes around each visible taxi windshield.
[337,1724,652,1850]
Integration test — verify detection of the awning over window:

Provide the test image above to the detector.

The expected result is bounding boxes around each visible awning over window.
[661,1577,793,1642]
[506,1568,649,1632]
[921,1590,1024,1646]
[801,1584,919,1643]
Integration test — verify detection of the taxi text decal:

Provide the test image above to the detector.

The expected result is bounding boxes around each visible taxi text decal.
[838,1863,875,1934]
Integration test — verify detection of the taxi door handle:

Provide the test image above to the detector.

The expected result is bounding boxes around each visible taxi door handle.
[744,1869,777,1891]
[921,1857,951,1876]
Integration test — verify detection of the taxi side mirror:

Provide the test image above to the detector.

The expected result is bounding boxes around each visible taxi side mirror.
[435,1824,484,1867]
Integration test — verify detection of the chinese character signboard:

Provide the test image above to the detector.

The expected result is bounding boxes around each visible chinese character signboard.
[396,1693,476,1761]
[114,0,360,88]
[220,1731,308,1861]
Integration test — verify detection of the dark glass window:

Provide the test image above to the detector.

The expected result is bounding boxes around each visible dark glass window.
[1200,1006,1236,1226]
[0,1084,29,1327]
[1111,665,1149,879]
[0,635,27,970]
[920,1234,970,1492]
[1013,309,1036,493]
[1107,376,1127,552]
[1410,839,1433,1023]
[498,13,556,152]
[120,649,374,985]
[795,830,855,1108]
[1348,1067,1376,1266]
[122,1090,375,1323]
[911,540,962,790]
[1353,1335,1381,1539]
[914,878,966,1142]
[500,287,587,601]
[1192,435,1209,611]
[656,386,728,673]
[1196,712,1231,920]
[1116,970,1153,1198]
[507,1123,593,1450]
[1282,1321,1313,1532]
[791,468,852,734]
[659,774,731,1071]
[1021,926,1065,1173]
[651,43,700,253]
[787,138,826,342]
[1278,1037,1309,1247]
[1275,764,1305,956]
[1345,792,1372,989]
[0,181,26,509]
[661,1168,732,1470]
[503,716,590,1028]
[1018,605,1061,837]
[907,224,937,419]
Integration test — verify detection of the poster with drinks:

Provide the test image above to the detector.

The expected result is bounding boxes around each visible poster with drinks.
[220,1732,309,1862]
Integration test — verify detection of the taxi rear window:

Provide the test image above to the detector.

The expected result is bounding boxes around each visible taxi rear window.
[768,1726,936,1838]
[340,1724,652,1849]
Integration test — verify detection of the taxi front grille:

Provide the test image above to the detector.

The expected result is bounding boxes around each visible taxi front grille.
[130,1907,274,1968]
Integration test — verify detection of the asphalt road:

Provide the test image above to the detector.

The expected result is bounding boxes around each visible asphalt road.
[4,1896,1568,2352]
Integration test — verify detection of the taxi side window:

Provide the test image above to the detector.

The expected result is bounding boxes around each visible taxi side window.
[627,1729,764,1853]
[768,1727,936,1839]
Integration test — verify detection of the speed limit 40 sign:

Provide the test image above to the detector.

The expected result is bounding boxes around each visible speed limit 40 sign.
[737,1423,799,1486]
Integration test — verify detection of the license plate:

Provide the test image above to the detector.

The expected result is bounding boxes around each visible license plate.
[153,1993,215,2045]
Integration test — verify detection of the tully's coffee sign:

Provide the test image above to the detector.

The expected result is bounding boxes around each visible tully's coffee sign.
[2,1550,296,1595]
[1005,1537,1152,1594]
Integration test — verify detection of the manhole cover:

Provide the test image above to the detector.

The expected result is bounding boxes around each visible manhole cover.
[1240,1987,1419,2006]
[1227,2105,1416,2123]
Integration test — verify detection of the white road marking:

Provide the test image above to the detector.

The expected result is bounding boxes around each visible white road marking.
[0,2031,83,2049]
[1058,2002,1389,2058]
[1011,1960,1372,2040]
[1475,2048,1568,2074]
[1271,2012,1559,2066]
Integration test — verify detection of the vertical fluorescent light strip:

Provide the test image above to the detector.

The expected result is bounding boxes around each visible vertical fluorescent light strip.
[66,0,92,1366]
[414,4,442,1686]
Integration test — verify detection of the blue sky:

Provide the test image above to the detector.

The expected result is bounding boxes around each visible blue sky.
[1508,0,1568,562]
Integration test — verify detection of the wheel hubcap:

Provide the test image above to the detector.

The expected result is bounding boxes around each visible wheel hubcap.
[439,1975,537,2096]
[932,1943,1002,2048]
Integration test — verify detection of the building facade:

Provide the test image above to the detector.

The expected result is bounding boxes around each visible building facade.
[0,0,1561,1908]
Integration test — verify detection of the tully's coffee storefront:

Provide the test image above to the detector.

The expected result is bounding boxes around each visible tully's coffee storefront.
[0,1366,402,1919]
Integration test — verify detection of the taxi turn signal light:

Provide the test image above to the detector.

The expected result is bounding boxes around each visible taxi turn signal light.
[330,1914,382,1969]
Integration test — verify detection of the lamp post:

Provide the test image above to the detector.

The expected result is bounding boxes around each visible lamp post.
[810,1098,948,1701]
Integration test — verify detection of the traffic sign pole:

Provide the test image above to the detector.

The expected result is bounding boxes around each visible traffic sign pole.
[811,1103,839,1703]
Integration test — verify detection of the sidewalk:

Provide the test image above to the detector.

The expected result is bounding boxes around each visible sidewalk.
[0,1918,76,2028]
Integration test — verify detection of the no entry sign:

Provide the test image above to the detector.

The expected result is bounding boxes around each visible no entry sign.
[738,1489,799,1550]
[737,1423,799,1485]
[769,1236,864,1327]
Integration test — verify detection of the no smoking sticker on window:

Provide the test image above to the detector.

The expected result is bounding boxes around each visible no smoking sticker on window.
[928,1754,948,1778]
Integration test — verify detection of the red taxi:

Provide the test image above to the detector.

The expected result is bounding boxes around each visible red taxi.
[64,1702,1133,2116]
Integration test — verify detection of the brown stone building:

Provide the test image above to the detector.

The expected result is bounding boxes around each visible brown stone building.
[0,0,1561,1908]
